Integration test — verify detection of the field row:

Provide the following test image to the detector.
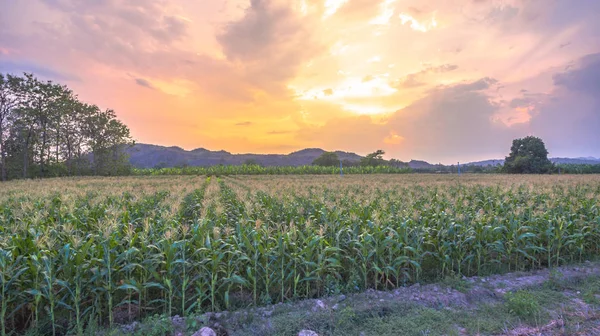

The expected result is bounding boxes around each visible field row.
[1,175,599,335]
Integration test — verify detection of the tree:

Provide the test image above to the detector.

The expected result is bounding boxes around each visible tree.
[82,107,133,175]
[244,158,261,166]
[503,136,553,174]
[0,74,22,181]
[360,149,386,167]
[0,72,134,180]
[312,151,339,167]
[389,158,408,168]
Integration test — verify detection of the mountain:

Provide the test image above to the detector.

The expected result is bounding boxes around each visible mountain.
[127,143,600,169]
[127,144,363,168]
[466,159,505,166]
[407,160,435,169]
[550,157,600,165]
[468,157,600,166]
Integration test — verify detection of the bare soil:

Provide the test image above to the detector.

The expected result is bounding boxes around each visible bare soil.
[117,262,600,336]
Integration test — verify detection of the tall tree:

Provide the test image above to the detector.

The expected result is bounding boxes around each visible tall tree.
[360,150,386,166]
[0,74,22,181]
[82,107,133,175]
[312,151,340,167]
[0,72,134,180]
[503,136,553,174]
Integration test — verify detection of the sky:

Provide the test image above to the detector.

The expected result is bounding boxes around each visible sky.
[1,0,599,163]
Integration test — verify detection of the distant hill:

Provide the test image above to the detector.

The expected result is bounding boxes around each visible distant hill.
[127,144,363,168]
[550,157,600,165]
[467,157,600,166]
[127,143,600,169]
[466,159,505,167]
[407,160,435,169]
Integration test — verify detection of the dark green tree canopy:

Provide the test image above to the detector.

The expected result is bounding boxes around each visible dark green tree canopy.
[243,158,261,166]
[312,151,339,167]
[360,149,386,166]
[503,136,553,174]
[0,72,134,180]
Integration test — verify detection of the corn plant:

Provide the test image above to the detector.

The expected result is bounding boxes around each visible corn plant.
[1,174,600,333]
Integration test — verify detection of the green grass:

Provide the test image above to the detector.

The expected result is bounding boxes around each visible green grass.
[84,274,600,336]
[440,275,472,293]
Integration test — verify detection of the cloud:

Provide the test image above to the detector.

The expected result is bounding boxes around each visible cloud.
[393,73,426,89]
[559,42,571,49]
[427,64,459,73]
[335,0,383,22]
[38,0,190,43]
[383,131,404,145]
[217,0,322,96]
[509,97,530,108]
[135,78,155,89]
[297,78,522,161]
[0,60,79,81]
[529,52,600,156]
[398,12,438,32]
[0,0,198,81]
[391,64,459,89]
[2,0,600,161]
[235,121,253,126]
[386,78,518,160]
[553,53,600,95]
[267,130,292,135]
[449,77,497,93]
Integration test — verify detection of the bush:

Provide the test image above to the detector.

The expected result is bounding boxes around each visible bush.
[505,291,540,319]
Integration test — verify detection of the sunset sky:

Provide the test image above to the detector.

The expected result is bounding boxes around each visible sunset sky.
[1,0,599,163]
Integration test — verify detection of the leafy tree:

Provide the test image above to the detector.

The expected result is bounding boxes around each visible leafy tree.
[0,72,134,180]
[341,159,360,167]
[0,74,22,181]
[503,136,553,174]
[389,158,409,168]
[244,158,261,166]
[360,149,386,167]
[312,151,339,167]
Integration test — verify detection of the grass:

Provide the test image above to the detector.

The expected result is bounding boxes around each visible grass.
[505,290,542,320]
[78,272,600,336]
[230,275,599,336]
[440,276,472,293]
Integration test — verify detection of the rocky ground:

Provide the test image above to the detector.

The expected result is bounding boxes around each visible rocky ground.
[112,262,600,336]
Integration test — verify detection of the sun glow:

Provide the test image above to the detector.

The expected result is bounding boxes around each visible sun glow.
[398,13,438,32]
[369,0,397,25]
[323,0,348,18]
[294,76,397,100]
[292,76,401,115]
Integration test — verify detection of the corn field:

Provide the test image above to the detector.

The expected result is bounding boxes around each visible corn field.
[131,164,412,176]
[1,175,599,335]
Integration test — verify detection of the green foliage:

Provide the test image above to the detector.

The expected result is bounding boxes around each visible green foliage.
[0,72,133,181]
[312,152,340,167]
[133,164,412,175]
[556,163,600,174]
[243,158,261,166]
[1,175,600,334]
[360,150,386,167]
[505,291,540,319]
[441,275,471,293]
[503,136,553,174]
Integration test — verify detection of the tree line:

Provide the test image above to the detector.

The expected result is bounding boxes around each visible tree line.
[0,73,133,181]
[312,149,409,168]
[311,137,600,174]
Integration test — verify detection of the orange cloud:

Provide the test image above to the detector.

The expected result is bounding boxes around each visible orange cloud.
[383,131,404,145]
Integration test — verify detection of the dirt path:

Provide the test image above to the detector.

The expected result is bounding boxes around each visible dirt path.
[118,262,600,336]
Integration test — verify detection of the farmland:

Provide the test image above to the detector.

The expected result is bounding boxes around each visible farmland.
[1,174,600,335]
